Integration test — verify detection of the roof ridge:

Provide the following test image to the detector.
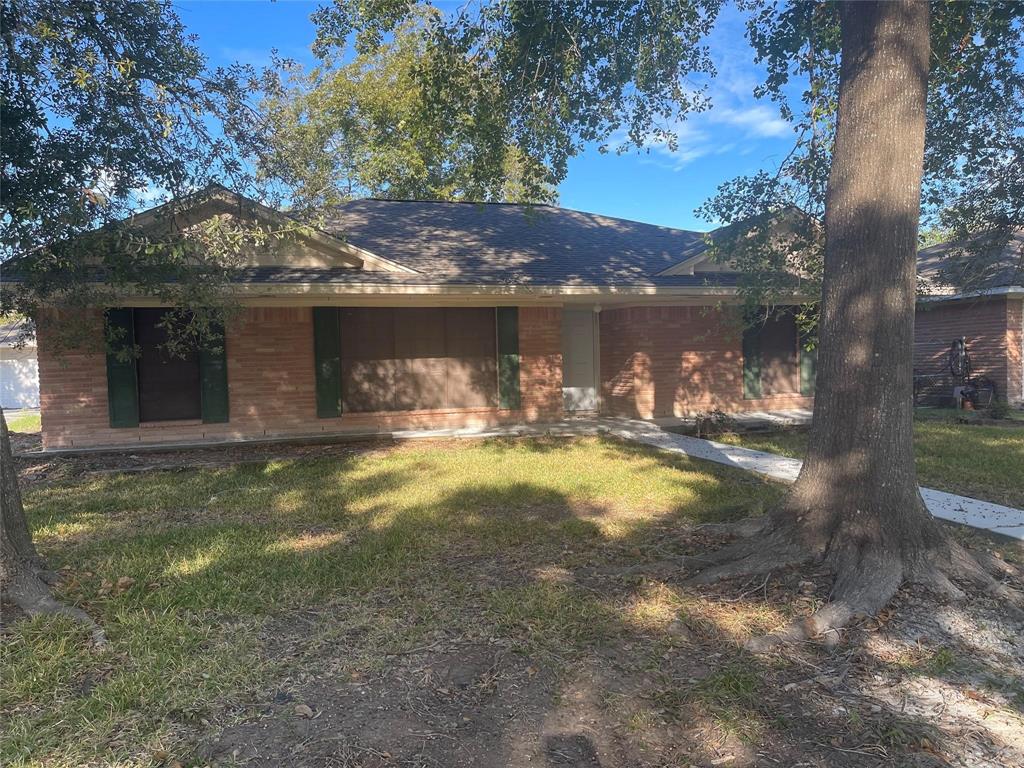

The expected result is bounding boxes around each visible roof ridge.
[346,197,708,236]
[364,197,555,208]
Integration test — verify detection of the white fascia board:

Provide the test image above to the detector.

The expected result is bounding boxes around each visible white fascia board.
[917,285,1024,303]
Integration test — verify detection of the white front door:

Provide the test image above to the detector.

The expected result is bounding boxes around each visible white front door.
[561,309,597,412]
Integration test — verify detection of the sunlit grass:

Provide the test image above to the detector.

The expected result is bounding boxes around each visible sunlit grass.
[5,411,40,433]
[4,436,784,766]
[716,415,1024,508]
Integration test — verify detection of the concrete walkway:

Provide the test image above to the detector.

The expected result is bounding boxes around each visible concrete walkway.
[596,419,1024,542]
[390,417,1024,541]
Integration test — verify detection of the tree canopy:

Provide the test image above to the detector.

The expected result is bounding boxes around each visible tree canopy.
[0,0,282,349]
[1,0,265,252]
[308,0,721,203]
[308,0,1023,324]
[699,0,1024,323]
[258,8,555,207]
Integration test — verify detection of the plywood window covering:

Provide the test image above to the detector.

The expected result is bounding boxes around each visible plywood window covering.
[133,308,202,422]
[742,309,801,399]
[339,307,498,413]
[759,312,800,396]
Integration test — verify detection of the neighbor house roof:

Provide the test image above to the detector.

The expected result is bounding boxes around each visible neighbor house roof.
[918,229,1024,298]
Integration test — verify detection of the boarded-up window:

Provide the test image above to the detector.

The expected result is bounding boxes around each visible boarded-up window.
[134,308,202,422]
[340,308,497,412]
[759,312,800,395]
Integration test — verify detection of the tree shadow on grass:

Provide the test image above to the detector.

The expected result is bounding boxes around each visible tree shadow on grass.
[8,436,1023,767]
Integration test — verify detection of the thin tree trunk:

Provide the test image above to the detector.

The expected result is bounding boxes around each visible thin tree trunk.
[684,1,1023,647]
[1,406,106,644]
[2,406,43,565]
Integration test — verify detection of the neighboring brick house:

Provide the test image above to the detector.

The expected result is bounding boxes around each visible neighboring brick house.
[915,231,1024,406]
[9,186,816,450]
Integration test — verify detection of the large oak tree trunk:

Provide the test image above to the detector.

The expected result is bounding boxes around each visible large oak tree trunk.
[686,1,1022,647]
[1,406,105,643]
[782,0,938,596]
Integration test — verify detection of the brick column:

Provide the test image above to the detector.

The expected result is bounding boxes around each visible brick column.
[518,307,563,421]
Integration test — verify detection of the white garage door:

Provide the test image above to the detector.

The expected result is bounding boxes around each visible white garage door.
[1,355,40,409]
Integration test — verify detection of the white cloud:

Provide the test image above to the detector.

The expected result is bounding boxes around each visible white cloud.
[629,98,790,172]
[710,105,791,138]
[622,2,792,172]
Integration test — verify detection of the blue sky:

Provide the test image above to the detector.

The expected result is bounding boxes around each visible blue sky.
[174,0,797,232]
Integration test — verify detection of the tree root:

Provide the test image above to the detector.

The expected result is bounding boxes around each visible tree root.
[683,522,1023,653]
[943,541,1024,618]
[694,516,770,539]
[3,556,106,647]
[683,535,811,586]
[744,547,904,653]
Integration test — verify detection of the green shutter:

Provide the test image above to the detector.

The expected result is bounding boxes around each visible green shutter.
[313,307,342,418]
[104,308,139,428]
[799,330,816,397]
[741,324,762,400]
[496,307,521,410]
[200,322,229,423]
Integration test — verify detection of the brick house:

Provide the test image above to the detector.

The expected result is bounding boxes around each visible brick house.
[13,187,816,450]
[915,231,1024,406]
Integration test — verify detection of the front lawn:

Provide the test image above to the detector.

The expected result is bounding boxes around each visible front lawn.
[4,411,40,433]
[5,436,1022,767]
[717,416,1024,509]
[5,437,782,766]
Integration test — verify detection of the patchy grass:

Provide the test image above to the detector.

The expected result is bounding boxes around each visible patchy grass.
[717,416,1024,508]
[916,406,1024,423]
[5,411,40,433]
[7,435,1022,768]
[4,436,782,767]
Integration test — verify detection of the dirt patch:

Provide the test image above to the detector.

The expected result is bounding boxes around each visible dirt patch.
[202,643,557,767]
[195,547,1024,767]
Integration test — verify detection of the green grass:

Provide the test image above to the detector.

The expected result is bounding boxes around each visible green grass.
[3,436,783,767]
[915,406,1024,423]
[716,414,1024,509]
[5,411,40,433]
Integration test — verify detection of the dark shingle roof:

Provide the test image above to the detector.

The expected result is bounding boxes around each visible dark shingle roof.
[319,199,719,286]
[1,192,737,290]
[918,229,1024,294]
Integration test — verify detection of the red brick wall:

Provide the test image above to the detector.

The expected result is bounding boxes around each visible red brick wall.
[599,306,813,418]
[1007,298,1023,405]
[519,307,564,421]
[914,296,1021,404]
[37,305,565,450]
